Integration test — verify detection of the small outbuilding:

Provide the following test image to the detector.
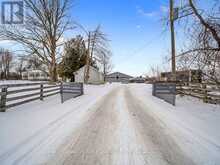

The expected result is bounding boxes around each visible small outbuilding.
[74,66,104,84]
[106,72,133,83]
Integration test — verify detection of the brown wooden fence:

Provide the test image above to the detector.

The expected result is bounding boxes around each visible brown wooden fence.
[0,82,84,112]
[177,83,220,104]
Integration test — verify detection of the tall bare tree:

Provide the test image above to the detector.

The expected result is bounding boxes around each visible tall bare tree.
[174,0,220,86]
[0,0,72,81]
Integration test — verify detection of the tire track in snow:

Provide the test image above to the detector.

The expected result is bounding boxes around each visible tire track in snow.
[124,86,196,165]
[46,87,120,165]
[47,85,195,165]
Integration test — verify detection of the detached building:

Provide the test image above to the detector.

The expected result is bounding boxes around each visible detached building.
[106,72,133,83]
[22,70,49,80]
[74,66,104,84]
[160,70,202,83]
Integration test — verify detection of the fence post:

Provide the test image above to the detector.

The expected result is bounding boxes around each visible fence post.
[152,83,155,96]
[60,82,64,103]
[40,84,44,101]
[202,84,208,103]
[0,86,8,112]
[81,83,84,95]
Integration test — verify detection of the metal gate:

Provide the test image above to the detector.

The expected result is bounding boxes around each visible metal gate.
[152,83,176,106]
[60,82,84,103]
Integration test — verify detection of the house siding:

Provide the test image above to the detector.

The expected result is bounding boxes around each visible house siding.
[74,66,104,84]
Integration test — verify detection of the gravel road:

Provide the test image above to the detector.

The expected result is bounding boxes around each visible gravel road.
[46,85,195,165]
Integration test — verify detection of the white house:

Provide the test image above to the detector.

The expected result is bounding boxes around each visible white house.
[22,70,49,80]
[74,66,104,84]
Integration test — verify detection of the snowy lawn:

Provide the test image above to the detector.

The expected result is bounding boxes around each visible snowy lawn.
[0,84,119,164]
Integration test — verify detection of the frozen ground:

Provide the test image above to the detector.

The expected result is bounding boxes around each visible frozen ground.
[0,84,220,165]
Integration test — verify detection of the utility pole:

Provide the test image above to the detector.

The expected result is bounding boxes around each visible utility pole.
[170,0,176,81]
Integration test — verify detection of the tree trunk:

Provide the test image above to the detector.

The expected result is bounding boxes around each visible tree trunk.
[49,65,57,82]
[49,49,57,82]
[50,39,58,82]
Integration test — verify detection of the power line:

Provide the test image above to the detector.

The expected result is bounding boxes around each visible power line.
[117,30,167,64]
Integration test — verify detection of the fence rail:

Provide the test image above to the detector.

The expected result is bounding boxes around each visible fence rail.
[177,83,220,104]
[0,82,84,112]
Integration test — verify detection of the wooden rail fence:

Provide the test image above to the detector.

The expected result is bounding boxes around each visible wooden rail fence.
[177,83,220,104]
[0,82,84,112]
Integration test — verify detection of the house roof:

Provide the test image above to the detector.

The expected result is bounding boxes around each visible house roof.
[106,72,133,78]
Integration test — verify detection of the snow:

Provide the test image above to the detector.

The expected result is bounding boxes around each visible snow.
[209,91,220,96]
[128,84,220,165]
[0,83,220,164]
[0,84,119,165]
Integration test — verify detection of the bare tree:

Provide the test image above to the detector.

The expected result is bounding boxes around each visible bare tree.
[99,50,113,81]
[176,54,191,71]
[15,56,26,79]
[149,65,161,80]
[0,0,72,81]
[0,49,13,79]
[174,0,220,86]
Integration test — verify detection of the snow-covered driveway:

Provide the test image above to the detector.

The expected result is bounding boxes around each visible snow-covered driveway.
[0,84,220,165]
[47,85,195,165]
